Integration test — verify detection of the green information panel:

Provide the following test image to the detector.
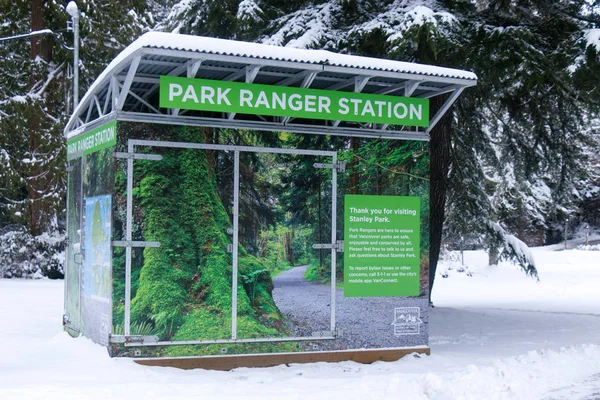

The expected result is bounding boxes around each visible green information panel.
[344,195,421,297]
[67,120,117,160]
[160,76,429,127]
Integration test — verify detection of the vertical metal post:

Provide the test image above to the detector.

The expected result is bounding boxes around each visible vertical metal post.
[73,13,79,109]
[564,218,569,250]
[78,157,84,326]
[232,150,240,339]
[124,141,134,336]
[64,162,71,321]
[67,1,79,109]
[330,154,337,332]
[460,236,464,266]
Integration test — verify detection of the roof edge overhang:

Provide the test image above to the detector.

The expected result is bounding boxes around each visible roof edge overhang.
[65,32,477,140]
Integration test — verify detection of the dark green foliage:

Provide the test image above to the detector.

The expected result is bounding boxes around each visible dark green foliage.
[241,269,269,306]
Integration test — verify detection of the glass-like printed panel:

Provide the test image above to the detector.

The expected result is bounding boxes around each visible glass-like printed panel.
[65,158,82,332]
[81,146,114,346]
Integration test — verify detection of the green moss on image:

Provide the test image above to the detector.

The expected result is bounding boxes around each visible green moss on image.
[115,126,289,356]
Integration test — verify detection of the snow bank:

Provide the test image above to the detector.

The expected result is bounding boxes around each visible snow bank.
[3,248,600,399]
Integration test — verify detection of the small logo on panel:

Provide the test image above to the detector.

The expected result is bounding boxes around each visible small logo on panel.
[392,307,423,335]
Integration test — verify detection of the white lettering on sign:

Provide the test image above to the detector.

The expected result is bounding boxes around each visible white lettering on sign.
[169,83,183,101]
[217,88,232,106]
[339,98,349,115]
[201,86,215,104]
[67,124,116,156]
[410,104,422,120]
[256,91,270,108]
[240,89,253,107]
[182,85,198,103]
[289,94,302,111]
[318,96,331,113]
[394,103,408,119]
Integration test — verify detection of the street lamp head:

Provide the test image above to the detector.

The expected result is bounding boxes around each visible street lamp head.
[66,1,79,18]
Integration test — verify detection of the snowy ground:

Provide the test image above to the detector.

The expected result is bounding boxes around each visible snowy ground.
[1,246,600,399]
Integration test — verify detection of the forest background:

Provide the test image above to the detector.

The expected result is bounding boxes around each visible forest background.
[1,0,599,288]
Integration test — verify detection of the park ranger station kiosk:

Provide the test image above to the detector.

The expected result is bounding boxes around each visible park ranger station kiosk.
[63,31,476,370]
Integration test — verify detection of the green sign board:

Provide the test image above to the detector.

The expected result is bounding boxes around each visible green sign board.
[67,120,117,160]
[344,195,421,297]
[159,76,429,127]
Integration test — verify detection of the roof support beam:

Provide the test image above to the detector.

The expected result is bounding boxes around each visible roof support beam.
[246,65,260,83]
[85,100,94,123]
[419,85,461,99]
[281,72,317,124]
[276,70,314,87]
[93,95,103,117]
[404,80,421,97]
[116,55,141,111]
[142,58,205,108]
[102,83,112,115]
[228,66,260,120]
[139,59,180,68]
[128,89,163,115]
[223,68,246,82]
[187,60,203,79]
[374,83,404,95]
[331,76,372,128]
[172,60,205,117]
[325,78,354,91]
[425,87,464,134]
[111,75,120,111]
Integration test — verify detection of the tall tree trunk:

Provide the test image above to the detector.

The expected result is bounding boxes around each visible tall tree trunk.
[28,0,51,236]
[428,94,453,301]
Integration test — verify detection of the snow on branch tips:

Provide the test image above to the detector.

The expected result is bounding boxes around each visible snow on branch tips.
[585,29,600,52]
[488,221,538,279]
[237,0,263,22]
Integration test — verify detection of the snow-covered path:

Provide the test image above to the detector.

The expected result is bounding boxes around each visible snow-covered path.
[2,247,600,399]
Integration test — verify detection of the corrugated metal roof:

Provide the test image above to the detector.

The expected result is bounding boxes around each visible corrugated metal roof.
[140,32,477,81]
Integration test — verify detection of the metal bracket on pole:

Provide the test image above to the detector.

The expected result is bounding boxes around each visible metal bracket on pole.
[312,327,343,338]
[114,152,163,161]
[110,335,159,344]
[312,240,344,253]
[313,161,346,173]
[112,241,160,248]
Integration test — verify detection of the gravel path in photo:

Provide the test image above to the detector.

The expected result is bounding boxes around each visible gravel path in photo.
[272,265,428,351]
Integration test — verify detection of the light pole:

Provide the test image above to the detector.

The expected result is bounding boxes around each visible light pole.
[66,1,79,110]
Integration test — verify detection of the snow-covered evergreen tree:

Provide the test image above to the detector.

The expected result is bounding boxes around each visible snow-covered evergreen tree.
[157,0,599,282]
[0,0,150,278]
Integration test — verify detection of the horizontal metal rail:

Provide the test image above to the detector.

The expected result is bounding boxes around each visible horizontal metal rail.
[117,112,430,141]
[112,240,160,248]
[123,335,335,347]
[128,139,338,157]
